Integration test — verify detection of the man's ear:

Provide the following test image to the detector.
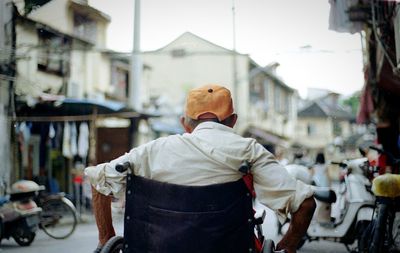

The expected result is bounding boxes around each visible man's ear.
[226,114,237,128]
[180,116,193,133]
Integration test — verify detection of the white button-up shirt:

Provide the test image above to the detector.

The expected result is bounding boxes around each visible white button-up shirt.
[85,122,313,220]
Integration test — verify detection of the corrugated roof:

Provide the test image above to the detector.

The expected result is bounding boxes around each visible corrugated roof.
[298,99,353,120]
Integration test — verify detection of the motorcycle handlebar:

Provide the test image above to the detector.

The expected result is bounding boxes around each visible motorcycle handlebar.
[369,146,383,154]
[330,161,347,168]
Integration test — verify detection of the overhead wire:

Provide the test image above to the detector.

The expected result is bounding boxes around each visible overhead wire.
[370,0,399,73]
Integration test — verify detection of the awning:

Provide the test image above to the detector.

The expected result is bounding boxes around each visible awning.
[243,126,289,148]
[15,98,152,122]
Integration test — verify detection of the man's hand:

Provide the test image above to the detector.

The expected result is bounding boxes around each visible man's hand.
[276,196,316,253]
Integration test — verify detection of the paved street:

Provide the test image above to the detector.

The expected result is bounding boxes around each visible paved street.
[0,213,124,253]
[0,208,350,253]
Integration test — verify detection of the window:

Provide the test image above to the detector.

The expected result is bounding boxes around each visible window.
[274,86,281,112]
[333,121,342,136]
[262,79,269,111]
[284,93,290,116]
[307,123,316,136]
[37,29,70,76]
[171,49,186,58]
[73,13,97,43]
[111,64,129,100]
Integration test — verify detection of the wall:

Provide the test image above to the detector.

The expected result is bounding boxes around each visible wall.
[0,0,13,193]
[26,0,71,35]
[20,0,108,48]
[15,21,64,96]
[69,41,86,97]
[141,34,250,132]
[247,73,297,140]
[85,51,110,98]
[296,117,334,149]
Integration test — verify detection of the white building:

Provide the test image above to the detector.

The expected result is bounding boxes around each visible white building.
[13,0,111,100]
[141,32,298,144]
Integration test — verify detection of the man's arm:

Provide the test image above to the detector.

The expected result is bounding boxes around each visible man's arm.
[92,186,115,247]
[276,197,316,253]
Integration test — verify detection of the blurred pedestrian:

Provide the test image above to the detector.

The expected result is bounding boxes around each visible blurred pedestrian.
[312,152,330,187]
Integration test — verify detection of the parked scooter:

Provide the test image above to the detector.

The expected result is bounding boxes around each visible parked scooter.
[0,180,43,246]
[283,157,375,251]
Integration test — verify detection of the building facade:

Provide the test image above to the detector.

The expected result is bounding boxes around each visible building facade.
[295,92,353,150]
[140,32,298,142]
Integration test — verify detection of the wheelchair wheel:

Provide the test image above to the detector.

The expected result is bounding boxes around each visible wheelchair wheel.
[262,239,275,253]
[100,236,124,253]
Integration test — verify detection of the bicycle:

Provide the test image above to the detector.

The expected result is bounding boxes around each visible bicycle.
[34,189,78,239]
[358,146,400,253]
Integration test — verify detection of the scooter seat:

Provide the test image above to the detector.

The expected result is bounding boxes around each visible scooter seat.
[313,189,337,203]
[372,174,400,198]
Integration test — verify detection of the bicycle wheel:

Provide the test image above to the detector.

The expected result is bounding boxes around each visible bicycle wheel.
[40,198,77,239]
[393,212,400,251]
[369,203,388,253]
[357,220,372,253]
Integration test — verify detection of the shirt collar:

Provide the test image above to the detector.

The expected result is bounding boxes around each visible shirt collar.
[192,121,234,133]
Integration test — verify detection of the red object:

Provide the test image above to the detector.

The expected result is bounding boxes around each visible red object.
[242,170,265,253]
[378,154,387,174]
[74,175,83,184]
[242,173,256,198]
[254,237,263,252]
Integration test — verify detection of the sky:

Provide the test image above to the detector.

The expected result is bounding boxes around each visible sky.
[89,0,364,98]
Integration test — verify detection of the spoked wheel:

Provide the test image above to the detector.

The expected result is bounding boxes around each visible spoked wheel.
[100,236,124,253]
[357,220,372,253]
[393,212,400,251]
[40,198,77,239]
[369,203,388,253]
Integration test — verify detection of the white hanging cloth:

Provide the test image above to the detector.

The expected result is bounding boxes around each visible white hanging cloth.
[78,122,89,159]
[62,122,72,158]
[70,122,78,156]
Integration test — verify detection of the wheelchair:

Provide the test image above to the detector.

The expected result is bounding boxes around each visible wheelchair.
[100,162,285,253]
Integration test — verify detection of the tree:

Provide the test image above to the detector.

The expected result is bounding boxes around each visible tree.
[341,91,361,116]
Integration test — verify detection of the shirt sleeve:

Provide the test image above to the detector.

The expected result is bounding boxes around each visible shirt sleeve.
[84,144,145,198]
[84,138,164,197]
[250,142,314,222]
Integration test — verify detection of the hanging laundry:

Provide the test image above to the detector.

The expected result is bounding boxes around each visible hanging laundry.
[54,123,63,149]
[70,122,78,157]
[78,122,89,159]
[62,122,72,158]
[19,122,31,167]
[49,123,56,139]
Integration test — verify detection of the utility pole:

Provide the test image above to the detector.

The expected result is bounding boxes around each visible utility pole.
[0,0,15,194]
[231,0,238,111]
[129,0,142,111]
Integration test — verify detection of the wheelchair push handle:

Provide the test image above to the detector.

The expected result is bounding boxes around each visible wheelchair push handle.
[115,161,131,173]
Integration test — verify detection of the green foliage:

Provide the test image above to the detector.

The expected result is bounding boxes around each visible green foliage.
[341,91,361,116]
